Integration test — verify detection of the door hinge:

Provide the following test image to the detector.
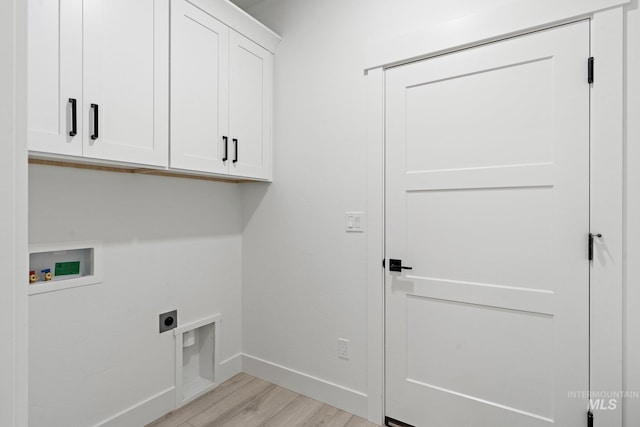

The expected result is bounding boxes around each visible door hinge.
[589,233,602,261]
[588,57,594,84]
[382,259,385,268]
[385,416,415,427]
[588,410,594,427]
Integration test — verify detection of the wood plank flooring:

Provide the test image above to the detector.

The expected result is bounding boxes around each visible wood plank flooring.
[146,373,379,427]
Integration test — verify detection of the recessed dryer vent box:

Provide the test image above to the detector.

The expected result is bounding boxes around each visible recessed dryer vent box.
[174,314,221,407]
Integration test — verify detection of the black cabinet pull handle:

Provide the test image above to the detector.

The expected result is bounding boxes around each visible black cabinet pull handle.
[90,104,99,140]
[222,136,228,161]
[233,138,238,163]
[68,98,77,137]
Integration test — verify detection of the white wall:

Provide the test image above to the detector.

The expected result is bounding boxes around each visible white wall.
[624,2,640,425]
[240,0,517,417]
[0,0,28,425]
[242,0,640,424]
[21,1,640,425]
[28,165,243,426]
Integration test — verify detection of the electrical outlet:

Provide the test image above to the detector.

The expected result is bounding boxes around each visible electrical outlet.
[159,310,177,333]
[338,338,349,360]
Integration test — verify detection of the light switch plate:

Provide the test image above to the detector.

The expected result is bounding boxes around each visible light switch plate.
[345,212,365,232]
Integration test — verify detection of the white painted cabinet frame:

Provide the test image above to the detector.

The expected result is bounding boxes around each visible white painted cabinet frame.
[365,1,627,425]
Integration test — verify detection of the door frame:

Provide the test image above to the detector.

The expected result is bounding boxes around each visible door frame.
[1,0,29,425]
[365,1,626,425]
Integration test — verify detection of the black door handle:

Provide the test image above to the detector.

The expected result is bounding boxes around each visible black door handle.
[233,138,238,163]
[90,104,99,140]
[68,98,77,137]
[222,136,228,161]
[389,259,413,272]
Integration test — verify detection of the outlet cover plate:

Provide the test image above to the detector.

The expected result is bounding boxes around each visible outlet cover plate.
[338,338,349,359]
[159,310,177,333]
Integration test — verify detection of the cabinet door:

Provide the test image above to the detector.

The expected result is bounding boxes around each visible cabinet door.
[170,0,230,174]
[228,30,273,180]
[82,0,168,166]
[28,0,83,156]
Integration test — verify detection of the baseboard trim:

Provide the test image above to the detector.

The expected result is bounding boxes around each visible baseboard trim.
[95,353,242,426]
[93,354,367,426]
[94,387,175,427]
[219,353,243,383]
[241,354,368,418]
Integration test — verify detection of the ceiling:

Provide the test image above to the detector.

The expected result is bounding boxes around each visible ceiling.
[229,0,264,11]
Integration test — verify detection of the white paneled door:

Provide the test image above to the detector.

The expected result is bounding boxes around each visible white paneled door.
[385,21,590,427]
[170,0,230,174]
[228,30,273,180]
[27,0,83,157]
[82,0,168,166]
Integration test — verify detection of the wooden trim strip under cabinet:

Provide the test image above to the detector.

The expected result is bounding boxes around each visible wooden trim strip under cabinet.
[28,158,249,184]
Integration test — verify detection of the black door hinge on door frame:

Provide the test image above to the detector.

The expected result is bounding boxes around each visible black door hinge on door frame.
[588,410,594,427]
[589,232,602,261]
[588,57,594,84]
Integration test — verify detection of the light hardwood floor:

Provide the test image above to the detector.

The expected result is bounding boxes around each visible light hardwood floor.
[147,373,380,427]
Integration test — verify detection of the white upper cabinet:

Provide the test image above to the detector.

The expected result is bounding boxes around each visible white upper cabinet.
[28,0,279,180]
[228,30,273,180]
[82,0,169,166]
[28,0,83,157]
[170,0,278,181]
[170,0,230,175]
[28,0,169,167]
